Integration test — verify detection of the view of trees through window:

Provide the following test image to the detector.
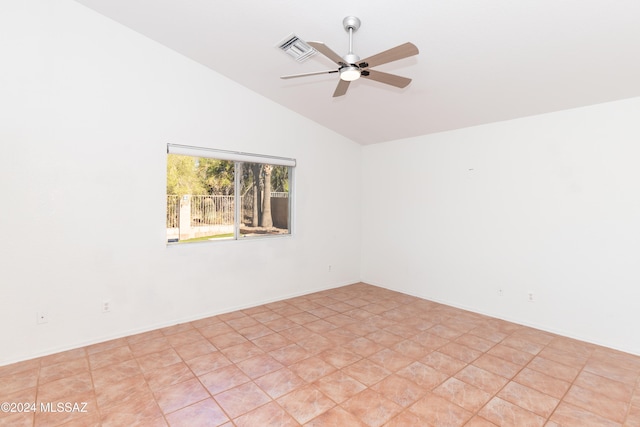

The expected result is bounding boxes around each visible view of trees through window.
[167,154,291,243]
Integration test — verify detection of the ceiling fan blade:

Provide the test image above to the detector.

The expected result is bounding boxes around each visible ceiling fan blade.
[359,42,419,68]
[333,79,350,97]
[361,69,412,88]
[308,41,346,66]
[281,70,338,79]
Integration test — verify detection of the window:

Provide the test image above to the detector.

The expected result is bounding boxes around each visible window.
[166,144,294,244]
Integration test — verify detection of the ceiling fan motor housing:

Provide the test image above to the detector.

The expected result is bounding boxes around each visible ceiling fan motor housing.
[340,20,362,81]
[340,53,362,81]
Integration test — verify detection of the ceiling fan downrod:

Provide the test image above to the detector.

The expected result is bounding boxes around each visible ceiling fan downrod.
[340,16,362,81]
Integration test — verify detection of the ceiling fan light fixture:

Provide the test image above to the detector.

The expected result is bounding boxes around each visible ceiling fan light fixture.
[340,66,361,81]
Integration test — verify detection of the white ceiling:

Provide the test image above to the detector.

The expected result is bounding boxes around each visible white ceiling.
[73,0,640,145]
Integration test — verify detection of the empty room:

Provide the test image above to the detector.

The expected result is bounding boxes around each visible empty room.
[1,0,640,426]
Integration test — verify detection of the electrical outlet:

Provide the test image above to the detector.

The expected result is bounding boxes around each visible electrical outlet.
[528,292,535,302]
[102,300,111,313]
[328,264,332,272]
[36,312,48,324]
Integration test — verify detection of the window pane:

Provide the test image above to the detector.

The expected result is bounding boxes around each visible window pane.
[167,154,235,243]
[239,162,290,237]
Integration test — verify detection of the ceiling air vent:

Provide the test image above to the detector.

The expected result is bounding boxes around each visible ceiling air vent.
[276,34,316,62]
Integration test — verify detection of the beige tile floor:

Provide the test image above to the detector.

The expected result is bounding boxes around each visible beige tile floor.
[1,283,640,426]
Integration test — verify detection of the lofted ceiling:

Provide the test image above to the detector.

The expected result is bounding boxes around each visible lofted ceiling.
[73,0,640,145]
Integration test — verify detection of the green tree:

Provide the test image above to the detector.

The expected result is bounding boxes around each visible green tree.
[271,166,289,192]
[198,158,234,195]
[167,154,206,196]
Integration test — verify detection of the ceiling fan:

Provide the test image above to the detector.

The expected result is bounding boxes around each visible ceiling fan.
[280,16,419,97]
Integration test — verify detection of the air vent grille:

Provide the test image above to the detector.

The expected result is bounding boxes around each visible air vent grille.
[277,34,316,62]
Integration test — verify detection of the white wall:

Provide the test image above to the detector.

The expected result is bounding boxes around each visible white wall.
[0,0,362,365]
[362,97,640,355]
